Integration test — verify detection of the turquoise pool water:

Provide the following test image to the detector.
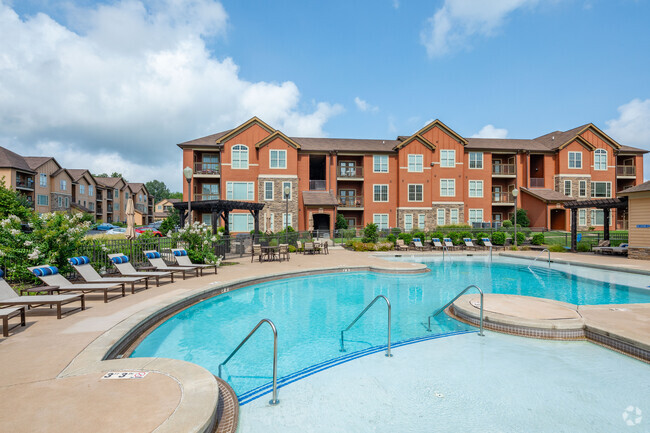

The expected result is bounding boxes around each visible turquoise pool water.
[131,258,650,400]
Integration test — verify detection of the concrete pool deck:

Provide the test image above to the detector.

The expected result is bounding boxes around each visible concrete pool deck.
[0,248,649,432]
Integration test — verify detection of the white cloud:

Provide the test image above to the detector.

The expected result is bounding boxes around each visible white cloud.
[420,0,538,57]
[471,124,509,139]
[392,0,400,10]
[0,0,342,191]
[605,98,650,181]
[354,97,378,113]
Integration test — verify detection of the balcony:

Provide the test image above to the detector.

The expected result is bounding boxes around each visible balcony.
[135,203,146,213]
[194,194,220,201]
[96,207,103,215]
[616,165,636,178]
[492,192,515,205]
[530,177,544,188]
[492,163,516,177]
[338,195,363,209]
[194,161,220,177]
[96,192,103,200]
[309,180,327,191]
[337,165,363,180]
[16,176,35,190]
[107,205,113,213]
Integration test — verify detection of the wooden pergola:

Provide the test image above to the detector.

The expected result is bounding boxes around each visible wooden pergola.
[563,197,628,252]
[174,200,266,236]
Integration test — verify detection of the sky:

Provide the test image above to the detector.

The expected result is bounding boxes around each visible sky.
[1,0,649,191]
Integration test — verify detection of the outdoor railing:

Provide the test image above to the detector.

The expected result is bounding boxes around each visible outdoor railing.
[529,177,544,188]
[107,205,113,212]
[195,161,220,175]
[194,194,220,201]
[338,195,363,207]
[16,177,35,189]
[492,163,516,175]
[492,192,514,203]
[337,165,363,178]
[616,165,636,176]
[309,180,327,191]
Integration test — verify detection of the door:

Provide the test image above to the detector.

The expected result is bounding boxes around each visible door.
[313,214,331,237]
[340,161,356,177]
[493,186,501,202]
[493,159,501,174]
[339,189,356,206]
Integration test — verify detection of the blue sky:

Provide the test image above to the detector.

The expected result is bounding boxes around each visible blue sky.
[1,0,649,190]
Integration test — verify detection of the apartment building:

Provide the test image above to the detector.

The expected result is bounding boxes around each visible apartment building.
[23,157,74,214]
[68,169,97,214]
[0,147,36,208]
[154,198,181,221]
[127,183,154,225]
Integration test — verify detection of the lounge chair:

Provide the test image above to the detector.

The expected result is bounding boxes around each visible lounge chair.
[171,248,218,275]
[28,265,124,303]
[395,239,408,251]
[411,238,426,251]
[482,238,494,249]
[0,306,25,337]
[69,256,149,293]
[143,250,199,279]
[443,238,455,249]
[278,244,290,262]
[296,240,303,254]
[0,270,85,320]
[607,243,628,255]
[592,240,611,254]
[431,238,444,250]
[109,254,173,286]
[251,244,264,262]
[304,242,316,255]
[320,241,329,255]
[463,238,477,250]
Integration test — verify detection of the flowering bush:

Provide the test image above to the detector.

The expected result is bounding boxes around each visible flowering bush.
[170,221,222,265]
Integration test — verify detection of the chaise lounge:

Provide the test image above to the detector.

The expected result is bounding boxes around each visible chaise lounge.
[109,254,173,285]
[143,250,199,279]
[29,265,125,303]
[171,248,218,275]
[69,256,149,292]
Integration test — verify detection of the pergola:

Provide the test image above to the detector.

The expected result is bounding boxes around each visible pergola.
[563,197,628,252]
[173,200,266,236]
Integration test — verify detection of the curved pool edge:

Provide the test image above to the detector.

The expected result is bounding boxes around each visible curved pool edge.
[58,263,431,432]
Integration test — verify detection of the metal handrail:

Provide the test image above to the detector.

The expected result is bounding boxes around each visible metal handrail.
[218,318,280,405]
[426,285,484,336]
[528,248,550,269]
[340,295,392,357]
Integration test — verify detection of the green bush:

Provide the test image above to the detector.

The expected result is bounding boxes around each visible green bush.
[376,242,393,251]
[475,232,488,245]
[335,213,348,230]
[531,233,544,245]
[288,245,297,253]
[491,231,506,245]
[160,207,180,236]
[577,242,591,252]
[397,232,413,246]
[502,220,513,228]
[428,231,444,242]
[411,231,426,241]
[447,232,463,245]
[390,227,402,235]
[338,229,356,240]
[440,224,472,230]
[458,231,472,242]
[512,232,525,245]
[549,244,566,253]
[386,233,396,244]
[361,223,379,243]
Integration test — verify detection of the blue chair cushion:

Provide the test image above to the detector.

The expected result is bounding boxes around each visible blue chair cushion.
[0,269,3,278]
[433,238,440,242]
[173,249,188,257]
[111,255,129,264]
[482,238,490,242]
[69,256,90,265]
[413,238,420,242]
[146,251,161,259]
[464,238,471,242]
[32,266,58,277]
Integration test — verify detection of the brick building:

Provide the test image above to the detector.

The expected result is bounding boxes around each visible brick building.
[177,117,647,233]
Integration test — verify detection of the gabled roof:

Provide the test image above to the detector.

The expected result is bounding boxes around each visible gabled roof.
[256,130,301,149]
[67,169,95,184]
[535,123,621,151]
[215,117,275,144]
[93,176,125,188]
[177,130,232,148]
[465,138,550,152]
[51,167,72,179]
[521,187,571,203]
[392,134,435,151]
[24,156,59,171]
[302,191,338,206]
[0,147,34,172]
[128,182,145,192]
[290,137,398,152]
[618,180,650,195]
[413,119,468,146]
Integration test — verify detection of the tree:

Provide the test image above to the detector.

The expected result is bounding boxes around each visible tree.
[145,180,171,201]
[510,208,530,227]
[335,213,348,230]
[0,178,33,221]
[159,207,180,236]
[94,172,128,182]
[168,192,183,199]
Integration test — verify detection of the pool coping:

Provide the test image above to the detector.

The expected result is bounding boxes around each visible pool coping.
[59,263,429,433]
[499,252,650,276]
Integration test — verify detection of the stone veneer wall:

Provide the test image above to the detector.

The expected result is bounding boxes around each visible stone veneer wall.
[50,192,71,212]
[628,247,650,260]
[258,178,299,230]
[554,175,616,228]
[433,204,465,228]
[396,209,434,231]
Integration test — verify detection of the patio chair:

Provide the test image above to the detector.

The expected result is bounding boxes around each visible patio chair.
[443,238,455,250]
[278,244,290,262]
[410,238,426,251]
[251,244,264,262]
[463,238,477,250]
[171,249,218,275]
[321,241,329,255]
[296,240,303,254]
[395,239,408,251]
[304,242,316,255]
[69,256,148,293]
[143,250,199,279]
[607,243,628,255]
[109,254,173,286]
[28,265,125,303]
[482,238,494,249]
[0,306,25,337]
[0,270,85,321]
[592,240,611,254]
[431,238,444,250]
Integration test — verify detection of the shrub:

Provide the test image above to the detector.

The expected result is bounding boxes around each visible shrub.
[361,223,379,243]
[0,178,34,221]
[428,231,444,242]
[458,231,472,242]
[440,224,472,230]
[502,220,513,228]
[531,233,544,245]
[512,232,525,245]
[447,232,463,245]
[352,241,374,251]
[376,242,393,251]
[510,209,530,227]
[160,207,180,236]
[390,227,402,235]
[577,242,591,252]
[549,244,566,252]
[169,221,222,265]
[288,245,297,253]
[475,232,488,245]
[411,231,426,241]
[335,213,348,230]
[338,229,356,240]
[491,231,506,245]
[397,232,413,246]
[386,233,396,244]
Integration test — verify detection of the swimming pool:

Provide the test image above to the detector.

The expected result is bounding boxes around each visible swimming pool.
[131,257,650,401]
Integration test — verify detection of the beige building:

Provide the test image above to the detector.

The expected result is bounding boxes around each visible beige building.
[154,198,181,221]
[619,181,650,260]
[68,169,97,214]
[24,157,73,214]
[127,182,154,225]
[94,176,128,224]
[0,147,36,208]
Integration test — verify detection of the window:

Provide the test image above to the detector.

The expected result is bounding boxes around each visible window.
[373,185,388,202]
[37,195,48,206]
[568,151,582,169]
[60,180,67,191]
[579,209,586,226]
[282,182,292,200]
[437,209,445,226]
[469,152,483,169]
[39,173,47,187]
[418,214,425,229]
[373,214,389,230]
[282,213,292,229]
[226,182,254,200]
[408,184,423,201]
[590,209,604,226]
[57,197,62,207]
[264,181,274,200]
[270,150,287,169]
[202,213,212,225]
[579,180,586,197]
[450,209,459,224]
[469,180,483,198]
[114,189,118,198]
[232,144,249,169]
[440,150,455,167]
[404,214,413,231]
[440,179,455,197]
[89,202,94,211]
[408,154,423,172]
[594,149,607,170]
[229,213,254,232]
[64,197,69,208]
[125,191,129,201]
[590,182,611,198]
[88,185,93,197]
[80,185,85,195]
[564,180,572,196]
[139,194,142,202]
[270,213,274,232]
[373,155,388,173]
[468,209,483,224]
[201,184,219,200]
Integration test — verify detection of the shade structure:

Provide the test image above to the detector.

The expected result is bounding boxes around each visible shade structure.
[125,197,136,240]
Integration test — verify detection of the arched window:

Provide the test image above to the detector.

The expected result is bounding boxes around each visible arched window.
[594,149,607,171]
[232,144,249,169]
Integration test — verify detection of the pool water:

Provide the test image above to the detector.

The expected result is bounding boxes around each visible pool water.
[131,258,650,399]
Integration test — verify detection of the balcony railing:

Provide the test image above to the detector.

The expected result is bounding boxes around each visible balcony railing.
[338,195,363,208]
[96,207,103,214]
[96,193,103,200]
[492,163,516,175]
[16,177,35,189]
[194,194,220,201]
[492,192,515,204]
[616,165,636,176]
[309,180,327,191]
[107,205,113,213]
[195,161,220,175]
[135,203,146,213]
[337,165,363,178]
[530,177,544,188]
